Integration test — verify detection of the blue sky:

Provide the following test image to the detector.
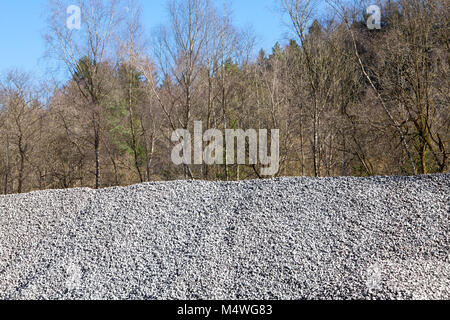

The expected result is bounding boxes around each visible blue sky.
[0,0,288,78]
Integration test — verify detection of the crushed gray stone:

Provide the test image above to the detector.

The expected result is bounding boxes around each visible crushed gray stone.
[0,175,449,300]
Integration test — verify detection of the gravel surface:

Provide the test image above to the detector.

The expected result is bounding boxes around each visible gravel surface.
[0,175,449,300]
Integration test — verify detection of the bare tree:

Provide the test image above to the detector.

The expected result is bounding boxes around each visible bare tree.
[46,0,123,188]
[0,71,43,193]
[153,0,217,179]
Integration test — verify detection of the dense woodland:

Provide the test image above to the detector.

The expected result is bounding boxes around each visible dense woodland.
[0,0,448,194]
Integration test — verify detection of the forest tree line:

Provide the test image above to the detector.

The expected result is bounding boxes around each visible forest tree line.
[0,0,448,194]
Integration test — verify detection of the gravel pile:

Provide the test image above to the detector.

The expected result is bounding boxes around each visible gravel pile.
[0,175,449,300]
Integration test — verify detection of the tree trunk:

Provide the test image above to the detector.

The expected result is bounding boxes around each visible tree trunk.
[95,130,100,189]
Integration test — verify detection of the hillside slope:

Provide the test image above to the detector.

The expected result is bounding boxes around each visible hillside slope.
[0,175,449,300]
